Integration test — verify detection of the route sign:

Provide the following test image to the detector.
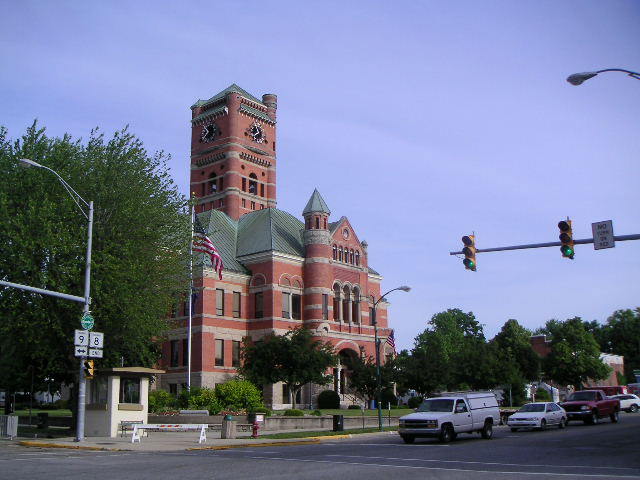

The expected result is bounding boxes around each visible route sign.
[74,346,88,357]
[592,220,615,250]
[89,332,104,349]
[89,348,103,358]
[80,313,95,330]
[74,330,89,346]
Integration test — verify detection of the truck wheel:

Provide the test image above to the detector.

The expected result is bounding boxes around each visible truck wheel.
[591,411,599,425]
[481,421,493,439]
[439,425,454,443]
[610,411,619,423]
[538,419,546,430]
[400,435,415,444]
[558,417,566,429]
[630,404,638,413]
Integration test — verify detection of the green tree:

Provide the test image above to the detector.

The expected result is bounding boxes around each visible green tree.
[0,123,191,402]
[344,354,396,404]
[214,379,263,411]
[541,317,611,389]
[240,327,337,408]
[398,309,492,395]
[599,309,640,382]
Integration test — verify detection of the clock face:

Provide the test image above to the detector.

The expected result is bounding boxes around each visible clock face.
[248,123,266,143]
[200,123,219,143]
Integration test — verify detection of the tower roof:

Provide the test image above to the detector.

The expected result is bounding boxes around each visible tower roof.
[302,189,331,216]
[191,83,264,109]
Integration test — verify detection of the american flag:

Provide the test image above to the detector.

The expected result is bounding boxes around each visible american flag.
[193,216,224,279]
[385,331,396,356]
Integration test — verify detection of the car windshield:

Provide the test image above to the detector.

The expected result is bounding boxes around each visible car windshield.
[519,403,545,413]
[568,392,596,401]
[417,399,454,412]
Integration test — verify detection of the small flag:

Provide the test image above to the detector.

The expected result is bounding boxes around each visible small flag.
[385,331,396,356]
[193,216,224,279]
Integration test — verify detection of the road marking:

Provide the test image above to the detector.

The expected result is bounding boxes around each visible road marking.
[325,455,639,472]
[246,455,640,478]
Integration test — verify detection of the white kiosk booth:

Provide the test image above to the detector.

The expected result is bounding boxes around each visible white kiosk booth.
[85,367,164,437]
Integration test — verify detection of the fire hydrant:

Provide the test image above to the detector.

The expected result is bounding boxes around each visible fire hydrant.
[252,421,260,438]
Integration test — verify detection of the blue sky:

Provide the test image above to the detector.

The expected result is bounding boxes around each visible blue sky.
[2,1,639,351]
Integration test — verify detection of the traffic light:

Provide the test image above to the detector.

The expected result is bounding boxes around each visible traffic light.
[462,235,477,271]
[558,220,575,259]
[84,360,95,379]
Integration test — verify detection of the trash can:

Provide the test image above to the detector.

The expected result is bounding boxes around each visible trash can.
[37,412,49,429]
[222,414,236,439]
[332,414,344,432]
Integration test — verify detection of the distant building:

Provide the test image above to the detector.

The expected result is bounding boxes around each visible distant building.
[157,85,397,408]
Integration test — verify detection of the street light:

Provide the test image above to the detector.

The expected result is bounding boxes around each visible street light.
[567,68,640,86]
[371,285,410,432]
[19,158,94,442]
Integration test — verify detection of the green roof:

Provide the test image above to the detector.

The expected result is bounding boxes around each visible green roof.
[239,104,275,124]
[191,84,264,110]
[302,189,331,215]
[196,207,380,276]
[238,208,304,257]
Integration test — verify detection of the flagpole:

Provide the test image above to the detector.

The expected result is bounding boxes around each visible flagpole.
[187,205,194,392]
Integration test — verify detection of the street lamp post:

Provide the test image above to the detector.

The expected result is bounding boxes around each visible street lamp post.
[371,285,410,432]
[19,159,93,442]
[567,68,640,86]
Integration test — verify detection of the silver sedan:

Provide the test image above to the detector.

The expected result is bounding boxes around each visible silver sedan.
[507,402,567,431]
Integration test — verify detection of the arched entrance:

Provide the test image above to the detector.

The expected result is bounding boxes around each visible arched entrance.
[333,348,359,396]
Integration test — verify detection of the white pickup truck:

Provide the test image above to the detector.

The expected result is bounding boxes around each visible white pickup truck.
[398,392,500,443]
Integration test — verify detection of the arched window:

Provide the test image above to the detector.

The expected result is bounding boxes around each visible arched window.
[248,173,258,194]
[332,245,337,260]
[352,287,360,323]
[339,247,343,262]
[333,284,341,321]
[209,173,217,194]
[355,251,360,266]
[342,285,351,322]
[315,217,320,229]
[350,249,354,264]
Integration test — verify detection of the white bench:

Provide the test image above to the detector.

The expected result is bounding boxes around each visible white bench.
[131,423,207,444]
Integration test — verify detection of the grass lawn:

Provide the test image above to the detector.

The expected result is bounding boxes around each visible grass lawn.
[273,408,414,417]
[14,408,72,417]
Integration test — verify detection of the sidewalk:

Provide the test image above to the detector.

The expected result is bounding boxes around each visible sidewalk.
[13,428,383,452]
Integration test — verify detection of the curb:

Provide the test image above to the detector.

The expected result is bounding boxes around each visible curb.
[18,440,127,451]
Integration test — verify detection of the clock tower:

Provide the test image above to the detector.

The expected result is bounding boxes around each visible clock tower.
[190,84,277,220]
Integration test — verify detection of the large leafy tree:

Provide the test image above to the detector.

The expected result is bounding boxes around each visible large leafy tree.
[489,319,540,405]
[239,327,337,408]
[0,123,191,401]
[592,309,640,382]
[540,317,610,389]
[343,354,397,404]
[399,309,493,395]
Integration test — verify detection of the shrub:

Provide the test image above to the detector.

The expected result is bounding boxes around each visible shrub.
[215,380,263,411]
[311,409,323,416]
[53,399,69,409]
[247,405,272,416]
[187,387,222,415]
[534,388,551,402]
[380,388,397,407]
[317,389,340,409]
[284,408,304,416]
[407,396,423,409]
[149,390,177,413]
[348,404,361,410]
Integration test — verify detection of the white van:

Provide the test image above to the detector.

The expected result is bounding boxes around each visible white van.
[398,392,500,443]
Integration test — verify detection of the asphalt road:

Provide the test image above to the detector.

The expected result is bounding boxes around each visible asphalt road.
[1,412,638,480]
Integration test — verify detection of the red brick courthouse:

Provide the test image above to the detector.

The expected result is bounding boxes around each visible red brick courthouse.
[158,85,397,409]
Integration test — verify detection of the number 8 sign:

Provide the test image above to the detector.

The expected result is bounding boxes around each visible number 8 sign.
[89,332,104,348]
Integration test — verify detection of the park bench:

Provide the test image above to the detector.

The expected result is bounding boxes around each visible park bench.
[119,420,144,437]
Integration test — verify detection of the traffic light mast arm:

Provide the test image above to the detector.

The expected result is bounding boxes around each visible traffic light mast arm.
[449,234,640,256]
